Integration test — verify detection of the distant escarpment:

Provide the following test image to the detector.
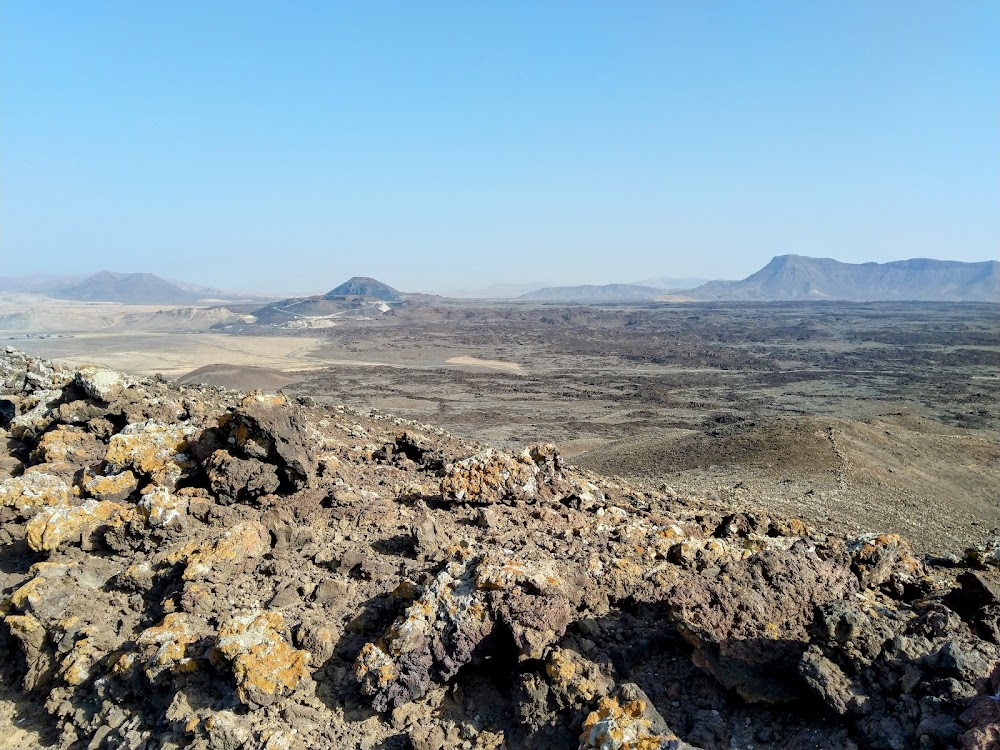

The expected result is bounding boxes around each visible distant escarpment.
[689,255,999,302]
[0,348,997,750]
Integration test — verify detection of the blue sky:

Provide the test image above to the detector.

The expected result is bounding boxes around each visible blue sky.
[2,1,997,294]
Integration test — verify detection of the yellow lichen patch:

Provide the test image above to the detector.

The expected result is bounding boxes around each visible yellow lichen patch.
[546,648,578,682]
[848,532,927,587]
[59,635,105,686]
[216,611,311,706]
[83,471,139,502]
[117,561,153,590]
[104,421,194,489]
[5,612,46,650]
[180,582,211,612]
[612,558,643,577]
[0,473,73,513]
[25,500,126,552]
[182,522,270,581]
[134,613,206,681]
[580,696,676,750]
[9,576,47,613]
[241,392,288,409]
[111,651,137,675]
[9,562,79,610]
[158,542,200,567]
[545,648,612,705]
[32,427,94,463]
[354,642,396,691]
[659,524,687,541]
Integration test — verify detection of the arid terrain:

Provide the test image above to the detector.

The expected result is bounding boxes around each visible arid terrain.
[8,299,999,557]
[0,349,998,750]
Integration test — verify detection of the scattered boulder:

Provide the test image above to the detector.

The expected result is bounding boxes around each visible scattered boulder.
[25,499,127,552]
[228,392,317,490]
[205,449,281,504]
[216,610,312,707]
[356,551,573,711]
[664,540,859,702]
[104,420,195,489]
[84,470,139,502]
[440,444,569,504]
[76,365,131,402]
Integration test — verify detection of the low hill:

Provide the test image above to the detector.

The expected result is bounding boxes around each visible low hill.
[177,363,297,391]
[113,306,252,331]
[690,255,999,302]
[325,276,401,301]
[518,283,664,303]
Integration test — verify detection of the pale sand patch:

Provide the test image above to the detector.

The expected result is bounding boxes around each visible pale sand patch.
[445,356,524,372]
[12,332,525,380]
[13,333,329,378]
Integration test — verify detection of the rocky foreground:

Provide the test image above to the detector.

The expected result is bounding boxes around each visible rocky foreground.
[0,348,997,750]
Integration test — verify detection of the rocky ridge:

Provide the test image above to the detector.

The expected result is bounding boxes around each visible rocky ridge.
[0,347,997,750]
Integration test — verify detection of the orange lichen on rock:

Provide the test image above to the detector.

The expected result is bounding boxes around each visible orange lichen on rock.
[0,473,74,513]
[440,448,539,503]
[181,521,271,580]
[31,426,100,464]
[580,696,680,750]
[130,613,209,682]
[25,499,127,552]
[216,610,311,707]
[104,420,195,489]
[848,532,927,591]
[84,470,139,502]
[545,647,613,704]
[59,632,106,686]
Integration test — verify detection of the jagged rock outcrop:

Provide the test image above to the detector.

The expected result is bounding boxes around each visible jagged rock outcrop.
[0,349,996,750]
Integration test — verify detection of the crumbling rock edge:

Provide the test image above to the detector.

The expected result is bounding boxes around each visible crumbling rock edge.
[0,347,997,750]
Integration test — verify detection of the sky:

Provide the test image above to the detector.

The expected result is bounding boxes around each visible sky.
[1,1,998,295]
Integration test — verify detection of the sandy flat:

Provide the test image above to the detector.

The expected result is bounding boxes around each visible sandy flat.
[11,333,329,377]
[9,332,527,380]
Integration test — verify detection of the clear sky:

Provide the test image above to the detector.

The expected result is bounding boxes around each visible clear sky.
[1,1,997,294]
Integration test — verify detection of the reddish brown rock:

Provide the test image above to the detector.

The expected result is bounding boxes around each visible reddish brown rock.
[664,540,859,702]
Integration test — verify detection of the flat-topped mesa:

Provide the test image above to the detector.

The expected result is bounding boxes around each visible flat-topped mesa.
[0,347,997,750]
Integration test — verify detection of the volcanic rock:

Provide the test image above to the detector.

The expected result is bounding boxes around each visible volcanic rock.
[0,349,996,750]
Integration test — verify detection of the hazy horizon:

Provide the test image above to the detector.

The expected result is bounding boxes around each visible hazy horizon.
[2,2,997,293]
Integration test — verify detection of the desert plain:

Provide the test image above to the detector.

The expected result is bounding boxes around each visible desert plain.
[7,296,997,557]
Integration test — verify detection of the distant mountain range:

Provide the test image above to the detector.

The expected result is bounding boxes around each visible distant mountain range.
[630,275,710,290]
[3,258,995,308]
[518,284,667,303]
[0,271,263,305]
[687,255,999,302]
[56,272,215,304]
[514,256,998,303]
